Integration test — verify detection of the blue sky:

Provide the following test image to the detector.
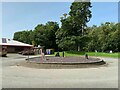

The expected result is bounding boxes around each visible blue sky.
[2,2,118,39]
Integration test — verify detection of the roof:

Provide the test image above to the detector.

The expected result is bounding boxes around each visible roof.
[0,38,33,47]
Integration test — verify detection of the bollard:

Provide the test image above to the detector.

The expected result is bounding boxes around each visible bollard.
[62,51,64,57]
[55,51,60,57]
[85,53,88,59]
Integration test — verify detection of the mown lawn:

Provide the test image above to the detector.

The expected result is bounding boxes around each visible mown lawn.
[51,51,119,58]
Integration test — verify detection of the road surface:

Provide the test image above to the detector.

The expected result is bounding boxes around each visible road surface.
[0,54,118,88]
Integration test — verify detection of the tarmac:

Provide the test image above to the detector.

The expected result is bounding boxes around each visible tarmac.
[0,54,118,88]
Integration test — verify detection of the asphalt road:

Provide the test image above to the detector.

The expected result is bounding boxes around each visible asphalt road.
[0,54,118,88]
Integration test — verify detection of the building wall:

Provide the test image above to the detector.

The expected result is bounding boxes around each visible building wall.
[7,46,32,53]
[7,46,15,53]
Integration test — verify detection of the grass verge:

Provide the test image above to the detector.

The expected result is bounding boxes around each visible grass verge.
[51,51,119,58]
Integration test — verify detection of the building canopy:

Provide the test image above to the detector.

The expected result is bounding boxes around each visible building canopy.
[0,38,33,47]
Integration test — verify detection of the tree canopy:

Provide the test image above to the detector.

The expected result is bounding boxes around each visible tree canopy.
[14,21,59,50]
[13,1,119,52]
[56,1,92,51]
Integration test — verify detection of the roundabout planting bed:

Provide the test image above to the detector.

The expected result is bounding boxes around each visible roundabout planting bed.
[19,56,106,69]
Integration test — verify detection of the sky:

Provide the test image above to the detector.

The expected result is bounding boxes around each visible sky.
[1,2,118,39]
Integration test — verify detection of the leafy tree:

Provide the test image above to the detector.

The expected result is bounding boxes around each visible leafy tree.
[33,21,59,50]
[13,0,119,52]
[13,30,33,44]
[69,1,92,35]
[56,1,92,51]
[86,22,119,52]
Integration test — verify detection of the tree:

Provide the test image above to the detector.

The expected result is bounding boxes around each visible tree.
[56,1,92,51]
[13,30,33,44]
[45,21,59,50]
[86,22,119,52]
[33,21,59,50]
[69,1,92,35]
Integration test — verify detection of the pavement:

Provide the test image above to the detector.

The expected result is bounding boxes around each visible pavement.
[0,54,118,88]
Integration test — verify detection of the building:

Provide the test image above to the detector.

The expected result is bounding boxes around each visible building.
[0,38,33,53]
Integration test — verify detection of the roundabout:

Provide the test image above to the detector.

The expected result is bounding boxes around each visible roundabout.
[19,56,106,69]
[2,54,118,88]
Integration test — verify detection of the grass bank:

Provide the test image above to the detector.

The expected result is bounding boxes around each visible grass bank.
[52,51,119,58]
